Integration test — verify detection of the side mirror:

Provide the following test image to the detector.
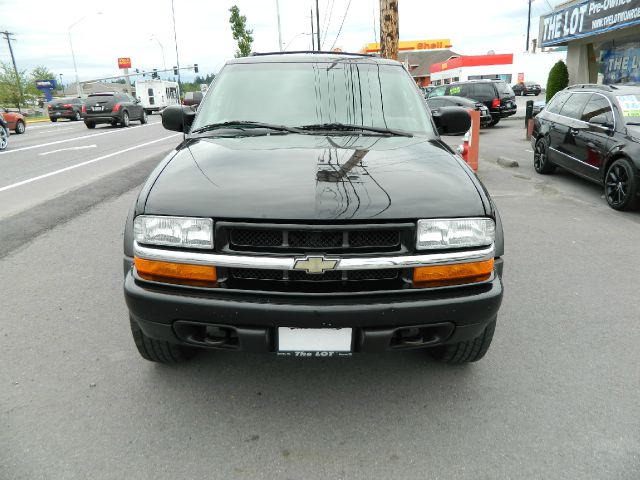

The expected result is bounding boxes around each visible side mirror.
[432,106,471,135]
[162,105,196,133]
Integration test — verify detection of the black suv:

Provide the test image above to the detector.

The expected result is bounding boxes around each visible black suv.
[123,52,504,365]
[429,80,517,126]
[48,97,84,121]
[512,81,541,96]
[82,92,147,129]
[532,84,640,211]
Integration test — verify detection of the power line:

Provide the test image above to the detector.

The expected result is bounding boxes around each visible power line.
[330,0,352,50]
[321,0,335,49]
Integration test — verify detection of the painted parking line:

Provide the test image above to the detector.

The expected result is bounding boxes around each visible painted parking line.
[39,144,97,156]
[0,122,162,155]
[0,134,180,193]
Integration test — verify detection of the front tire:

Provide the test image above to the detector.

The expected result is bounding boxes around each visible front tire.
[120,111,130,127]
[605,158,639,211]
[428,319,496,364]
[0,127,8,150]
[534,137,556,174]
[15,120,25,134]
[140,110,148,124]
[130,317,194,363]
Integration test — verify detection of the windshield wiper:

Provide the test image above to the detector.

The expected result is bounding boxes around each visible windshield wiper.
[190,121,302,135]
[297,122,413,137]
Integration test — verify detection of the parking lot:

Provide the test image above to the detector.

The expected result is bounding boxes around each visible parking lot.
[1,118,639,479]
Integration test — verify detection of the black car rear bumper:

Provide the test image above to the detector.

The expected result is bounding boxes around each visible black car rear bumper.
[82,113,123,124]
[124,258,503,354]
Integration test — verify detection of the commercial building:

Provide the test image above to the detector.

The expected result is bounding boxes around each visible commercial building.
[539,0,640,84]
[429,52,567,86]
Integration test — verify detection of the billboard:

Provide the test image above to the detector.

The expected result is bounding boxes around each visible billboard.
[362,39,452,53]
[118,57,132,69]
[601,43,640,83]
[540,0,640,47]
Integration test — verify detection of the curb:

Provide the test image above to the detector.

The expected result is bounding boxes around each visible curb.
[25,118,50,124]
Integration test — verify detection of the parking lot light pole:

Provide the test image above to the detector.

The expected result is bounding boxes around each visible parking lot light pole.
[68,12,102,97]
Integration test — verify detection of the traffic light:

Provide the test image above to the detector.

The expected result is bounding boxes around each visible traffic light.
[173,66,178,75]
[194,63,199,73]
[152,68,158,79]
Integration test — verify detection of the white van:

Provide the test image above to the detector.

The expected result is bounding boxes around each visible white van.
[135,80,179,114]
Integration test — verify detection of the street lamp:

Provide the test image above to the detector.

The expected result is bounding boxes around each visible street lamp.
[68,12,102,97]
[59,73,64,94]
[150,34,167,72]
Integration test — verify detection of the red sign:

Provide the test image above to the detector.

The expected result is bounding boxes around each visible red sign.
[118,57,132,69]
[517,72,525,83]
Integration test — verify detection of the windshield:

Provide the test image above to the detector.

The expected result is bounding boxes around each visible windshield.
[616,94,640,124]
[496,82,514,96]
[191,62,434,135]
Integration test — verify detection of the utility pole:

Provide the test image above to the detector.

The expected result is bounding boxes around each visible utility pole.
[310,8,315,51]
[315,0,321,51]
[276,0,283,51]
[1,31,24,112]
[526,0,532,52]
[379,0,399,60]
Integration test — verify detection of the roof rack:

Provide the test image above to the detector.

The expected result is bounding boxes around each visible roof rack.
[568,84,615,91]
[251,50,376,58]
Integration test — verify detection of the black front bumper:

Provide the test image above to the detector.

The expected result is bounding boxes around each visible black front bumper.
[124,259,503,354]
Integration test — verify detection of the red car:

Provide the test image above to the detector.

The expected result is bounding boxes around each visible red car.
[1,109,26,134]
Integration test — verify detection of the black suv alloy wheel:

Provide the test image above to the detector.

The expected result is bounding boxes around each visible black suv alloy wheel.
[605,158,638,211]
[534,138,555,174]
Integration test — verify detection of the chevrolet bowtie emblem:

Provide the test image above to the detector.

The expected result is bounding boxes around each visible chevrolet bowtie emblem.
[293,256,339,274]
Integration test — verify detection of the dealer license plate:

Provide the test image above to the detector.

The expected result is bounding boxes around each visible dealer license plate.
[92,106,103,112]
[278,327,352,352]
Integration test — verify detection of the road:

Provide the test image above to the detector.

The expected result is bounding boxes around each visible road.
[1,120,639,479]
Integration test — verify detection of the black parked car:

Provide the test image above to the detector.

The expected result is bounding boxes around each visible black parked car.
[123,52,504,365]
[182,91,203,108]
[82,92,147,129]
[532,84,640,211]
[427,95,493,128]
[429,80,516,126]
[513,81,542,96]
[48,97,84,121]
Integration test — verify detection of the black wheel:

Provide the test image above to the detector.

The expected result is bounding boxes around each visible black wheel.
[130,317,194,363]
[15,120,25,134]
[605,158,639,211]
[85,121,95,129]
[73,111,81,121]
[50,117,57,122]
[0,126,8,151]
[534,137,556,174]
[140,110,148,124]
[120,111,130,127]
[428,319,496,364]
[488,117,500,127]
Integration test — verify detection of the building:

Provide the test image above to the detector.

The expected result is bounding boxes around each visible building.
[398,50,459,86]
[63,82,130,97]
[539,0,640,84]
[360,39,457,86]
[429,52,567,86]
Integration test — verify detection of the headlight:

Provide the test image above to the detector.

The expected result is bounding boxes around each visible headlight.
[416,218,495,250]
[134,215,213,249]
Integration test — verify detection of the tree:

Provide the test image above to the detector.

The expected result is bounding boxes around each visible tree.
[0,61,29,108]
[229,5,253,58]
[546,60,569,102]
[27,65,56,99]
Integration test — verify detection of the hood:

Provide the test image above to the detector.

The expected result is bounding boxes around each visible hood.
[143,134,487,221]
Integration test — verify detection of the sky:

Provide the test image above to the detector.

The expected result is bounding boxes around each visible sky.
[0,0,566,85]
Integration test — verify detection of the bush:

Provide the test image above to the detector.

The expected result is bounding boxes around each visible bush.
[546,60,569,102]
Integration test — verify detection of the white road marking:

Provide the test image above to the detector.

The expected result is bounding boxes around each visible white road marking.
[525,149,533,153]
[0,134,180,193]
[39,144,97,156]
[0,122,161,155]
[37,127,73,134]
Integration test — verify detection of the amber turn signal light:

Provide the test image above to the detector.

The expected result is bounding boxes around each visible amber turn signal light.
[413,259,494,287]
[134,257,217,287]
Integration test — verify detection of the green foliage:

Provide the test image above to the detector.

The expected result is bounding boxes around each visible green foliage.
[229,5,253,58]
[0,63,59,108]
[546,60,569,102]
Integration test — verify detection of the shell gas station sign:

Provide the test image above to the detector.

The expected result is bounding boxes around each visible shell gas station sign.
[362,39,452,54]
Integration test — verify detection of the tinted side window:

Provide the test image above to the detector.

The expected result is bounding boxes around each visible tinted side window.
[427,98,444,109]
[559,93,591,119]
[581,94,614,124]
[546,92,570,114]
[471,84,496,100]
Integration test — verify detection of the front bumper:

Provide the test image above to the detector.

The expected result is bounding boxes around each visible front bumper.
[124,243,504,353]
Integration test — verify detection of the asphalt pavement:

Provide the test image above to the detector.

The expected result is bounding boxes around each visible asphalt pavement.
[1,121,639,479]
